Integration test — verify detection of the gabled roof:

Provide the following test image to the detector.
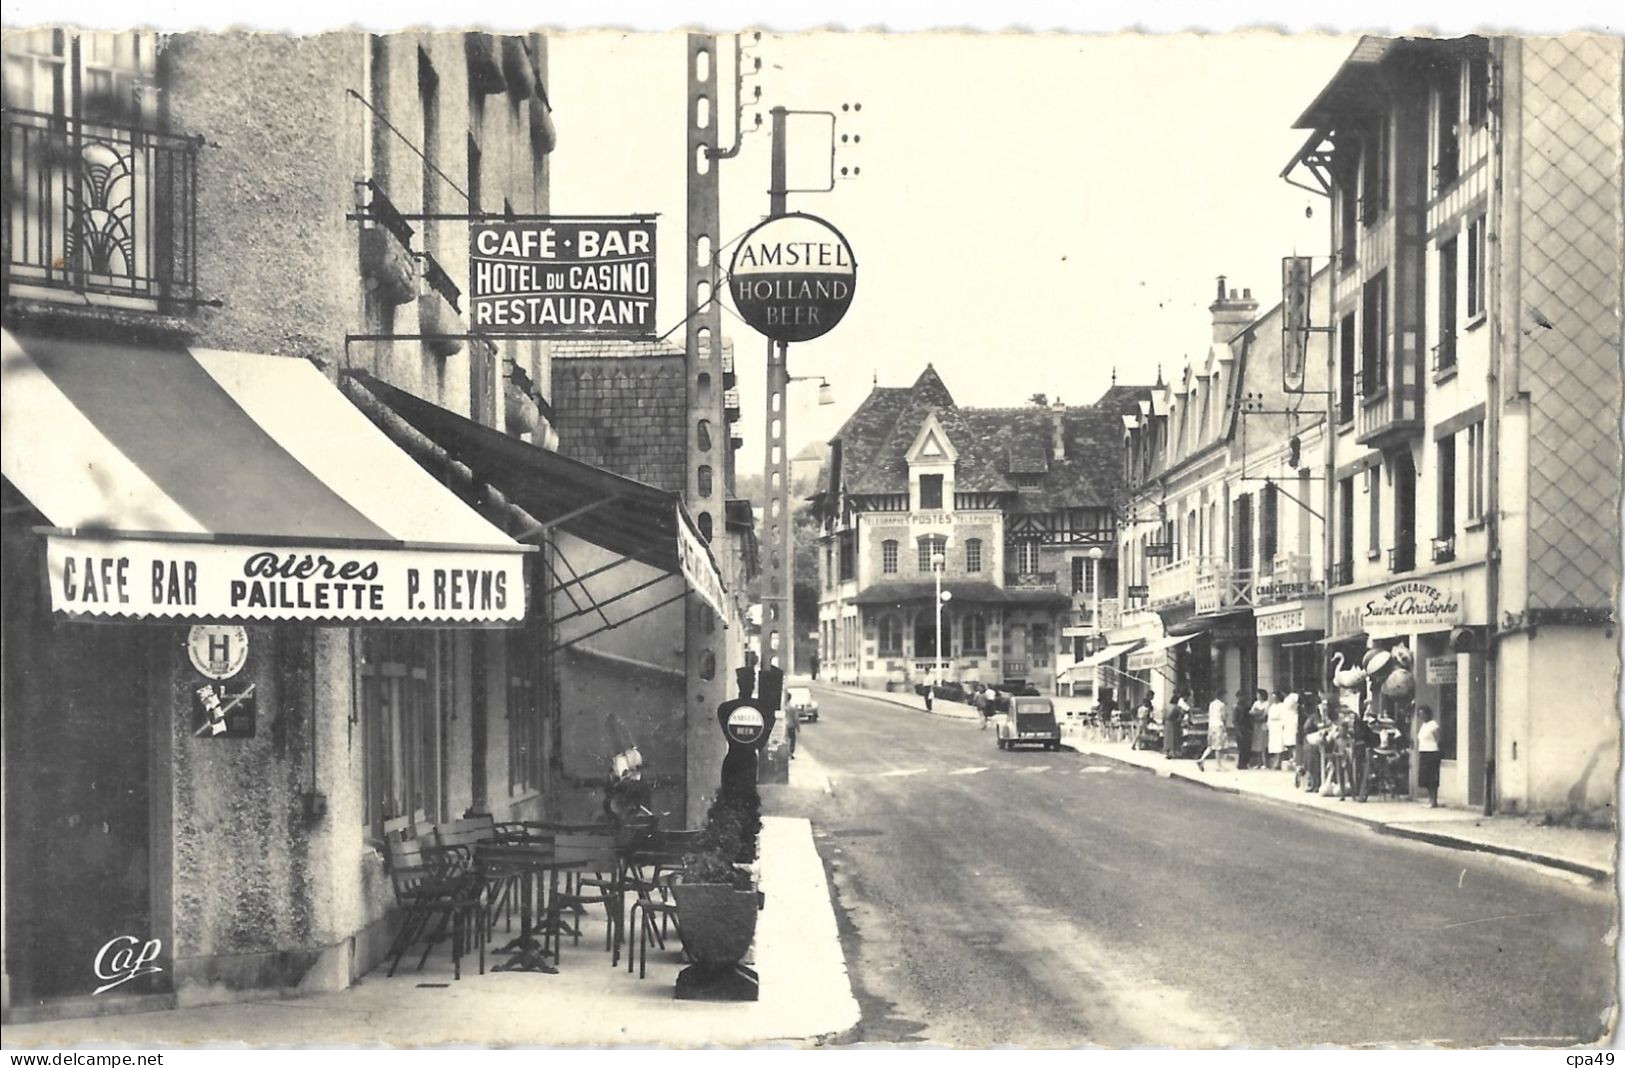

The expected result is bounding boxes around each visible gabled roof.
[828,370,1152,509]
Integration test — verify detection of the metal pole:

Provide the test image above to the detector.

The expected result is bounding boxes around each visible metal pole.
[761,107,794,675]
[935,560,943,687]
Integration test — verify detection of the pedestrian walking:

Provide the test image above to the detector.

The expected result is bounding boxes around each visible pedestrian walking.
[1277,692,1300,775]
[1246,688,1269,769]
[1415,704,1442,807]
[924,685,934,714]
[1195,689,1230,771]
[1133,695,1154,749]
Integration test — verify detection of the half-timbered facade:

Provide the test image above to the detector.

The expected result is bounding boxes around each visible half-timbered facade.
[810,366,1149,693]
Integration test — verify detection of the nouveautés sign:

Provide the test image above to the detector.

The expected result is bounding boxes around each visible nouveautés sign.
[470,218,656,337]
[729,213,856,343]
[46,536,526,624]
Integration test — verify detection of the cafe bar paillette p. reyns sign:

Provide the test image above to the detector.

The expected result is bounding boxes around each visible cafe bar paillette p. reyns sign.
[470,218,655,337]
[46,536,525,624]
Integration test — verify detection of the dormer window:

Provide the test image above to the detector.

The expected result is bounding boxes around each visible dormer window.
[1013,473,1043,490]
[919,474,944,510]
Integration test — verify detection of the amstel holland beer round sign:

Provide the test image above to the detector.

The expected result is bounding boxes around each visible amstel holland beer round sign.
[728,212,857,343]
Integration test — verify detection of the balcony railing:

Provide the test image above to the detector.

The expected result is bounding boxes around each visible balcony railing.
[4,108,202,306]
[1194,560,1255,615]
[1255,553,1325,605]
[1431,535,1456,564]
[1333,559,1355,587]
[1147,556,1198,608]
[1432,333,1456,375]
[1388,542,1417,574]
[1005,571,1058,591]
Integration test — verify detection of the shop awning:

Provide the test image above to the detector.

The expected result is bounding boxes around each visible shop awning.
[343,371,727,621]
[1126,633,1196,671]
[0,330,530,624]
[1078,639,1144,669]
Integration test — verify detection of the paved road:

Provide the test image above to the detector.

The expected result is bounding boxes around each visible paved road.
[765,687,1616,1048]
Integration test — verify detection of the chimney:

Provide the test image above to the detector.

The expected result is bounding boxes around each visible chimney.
[1050,398,1066,460]
[1210,275,1259,343]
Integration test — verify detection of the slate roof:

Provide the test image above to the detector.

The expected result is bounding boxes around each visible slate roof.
[549,350,687,492]
[828,365,1154,511]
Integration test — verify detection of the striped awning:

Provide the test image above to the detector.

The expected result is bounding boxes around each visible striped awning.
[1,330,530,624]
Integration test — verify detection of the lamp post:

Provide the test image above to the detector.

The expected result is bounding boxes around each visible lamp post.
[933,546,952,688]
[1088,546,1105,703]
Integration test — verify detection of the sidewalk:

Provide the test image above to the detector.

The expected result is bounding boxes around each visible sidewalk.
[1061,726,1617,882]
[1,817,859,1049]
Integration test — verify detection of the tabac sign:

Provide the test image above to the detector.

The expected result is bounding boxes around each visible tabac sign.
[729,212,856,343]
[470,218,656,337]
[1281,255,1313,392]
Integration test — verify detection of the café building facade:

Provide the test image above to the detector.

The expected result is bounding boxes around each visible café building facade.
[1,29,731,1022]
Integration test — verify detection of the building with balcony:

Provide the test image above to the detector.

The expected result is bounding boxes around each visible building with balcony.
[809,365,1149,693]
[1284,34,1622,815]
[1,30,733,1022]
[1112,269,1332,710]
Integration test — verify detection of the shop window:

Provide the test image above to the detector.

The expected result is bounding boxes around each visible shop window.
[965,538,983,573]
[360,630,446,839]
[507,629,543,797]
[918,473,943,510]
[882,538,899,574]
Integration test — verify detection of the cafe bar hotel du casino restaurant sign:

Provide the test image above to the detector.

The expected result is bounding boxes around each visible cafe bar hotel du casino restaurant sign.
[470,217,657,336]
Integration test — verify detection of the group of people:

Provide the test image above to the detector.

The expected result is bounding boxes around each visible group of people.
[1120,684,1440,807]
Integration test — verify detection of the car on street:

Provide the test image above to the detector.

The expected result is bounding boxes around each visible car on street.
[787,685,819,723]
[995,695,1062,751]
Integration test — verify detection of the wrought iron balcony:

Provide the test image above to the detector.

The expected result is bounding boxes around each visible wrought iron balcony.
[1005,571,1058,591]
[1431,332,1457,375]
[1333,559,1355,587]
[3,108,202,306]
[1389,542,1417,573]
[1431,535,1456,564]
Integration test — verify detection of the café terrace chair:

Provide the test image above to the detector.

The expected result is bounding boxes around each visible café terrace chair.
[435,814,527,935]
[624,828,704,979]
[384,834,486,980]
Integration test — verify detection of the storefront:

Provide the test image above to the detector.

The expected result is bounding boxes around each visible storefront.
[1,332,531,1018]
[1329,571,1486,806]
[1255,600,1327,698]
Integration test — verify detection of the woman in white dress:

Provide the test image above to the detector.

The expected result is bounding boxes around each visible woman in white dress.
[1265,691,1286,769]
[1276,693,1300,773]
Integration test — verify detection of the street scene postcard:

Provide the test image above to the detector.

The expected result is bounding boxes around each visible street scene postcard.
[0,9,1620,1054]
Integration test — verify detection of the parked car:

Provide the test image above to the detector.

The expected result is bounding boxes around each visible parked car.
[996,696,1063,751]
[787,686,819,723]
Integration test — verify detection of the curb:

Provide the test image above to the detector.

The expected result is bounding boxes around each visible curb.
[1075,747,1612,882]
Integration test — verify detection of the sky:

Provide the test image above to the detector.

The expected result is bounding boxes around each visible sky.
[548,31,1359,470]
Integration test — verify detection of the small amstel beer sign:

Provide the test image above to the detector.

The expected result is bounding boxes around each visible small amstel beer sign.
[729,212,857,343]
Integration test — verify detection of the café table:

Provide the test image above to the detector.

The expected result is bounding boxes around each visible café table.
[475,841,588,974]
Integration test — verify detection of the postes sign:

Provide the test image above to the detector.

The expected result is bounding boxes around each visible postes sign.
[470,218,656,337]
[729,213,856,343]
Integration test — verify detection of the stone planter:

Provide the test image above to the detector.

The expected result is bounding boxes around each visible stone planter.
[418,291,464,358]
[360,227,417,307]
[464,33,507,96]
[671,882,758,965]
[501,37,536,99]
[504,380,541,436]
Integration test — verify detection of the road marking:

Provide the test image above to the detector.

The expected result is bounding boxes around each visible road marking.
[1439,908,1571,930]
[1081,766,1113,774]
[948,766,989,776]
[1017,765,1051,774]
[877,768,928,778]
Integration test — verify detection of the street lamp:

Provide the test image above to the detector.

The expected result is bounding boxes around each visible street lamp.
[933,548,952,688]
[1088,546,1104,645]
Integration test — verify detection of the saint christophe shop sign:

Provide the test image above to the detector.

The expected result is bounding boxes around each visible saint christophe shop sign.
[1360,580,1464,637]
[45,536,526,624]
[470,218,656,337]
[729,212,856,343]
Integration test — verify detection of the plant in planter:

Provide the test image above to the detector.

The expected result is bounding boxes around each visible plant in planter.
[672,832,760,1000]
